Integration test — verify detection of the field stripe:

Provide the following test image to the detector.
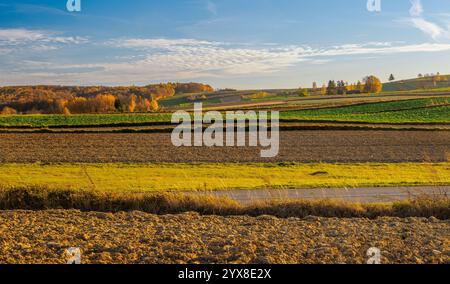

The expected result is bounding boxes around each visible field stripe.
[0,163,449,192]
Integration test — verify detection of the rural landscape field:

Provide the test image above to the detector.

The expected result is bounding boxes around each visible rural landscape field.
[0,0,449,268]
[0,75,449,265]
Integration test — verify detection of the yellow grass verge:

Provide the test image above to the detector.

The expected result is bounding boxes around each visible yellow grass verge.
[0,187,448,219]
[0,162,448,192]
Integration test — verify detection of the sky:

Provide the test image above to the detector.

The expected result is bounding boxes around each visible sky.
[0,0,450,89]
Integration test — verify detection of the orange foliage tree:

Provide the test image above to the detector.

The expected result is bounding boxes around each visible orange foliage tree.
[1,106,18,115]
[363,76,382,93]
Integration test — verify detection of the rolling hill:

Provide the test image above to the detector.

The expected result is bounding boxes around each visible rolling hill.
[382,74,450,92]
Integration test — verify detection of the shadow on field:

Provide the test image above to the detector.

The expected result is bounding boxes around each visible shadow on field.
[0,187,449,219]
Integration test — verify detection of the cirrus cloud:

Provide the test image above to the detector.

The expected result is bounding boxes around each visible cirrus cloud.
[2,32,450,86]
[404,0,450,41]
[0,28,88,53]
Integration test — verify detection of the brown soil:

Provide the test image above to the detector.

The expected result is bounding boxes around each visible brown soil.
[0,210,448,264]
[0,130,448,163]
[2,122,449,133]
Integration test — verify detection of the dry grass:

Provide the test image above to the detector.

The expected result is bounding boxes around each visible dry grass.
[0,187,448,219]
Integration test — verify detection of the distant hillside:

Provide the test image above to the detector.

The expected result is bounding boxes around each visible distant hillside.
[382,74,450,92]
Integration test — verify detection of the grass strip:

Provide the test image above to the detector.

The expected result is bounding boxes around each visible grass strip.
[0,163,449,192]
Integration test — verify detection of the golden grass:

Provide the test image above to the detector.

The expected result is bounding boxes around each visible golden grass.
[0,187,448,219]
[0,162,448,192]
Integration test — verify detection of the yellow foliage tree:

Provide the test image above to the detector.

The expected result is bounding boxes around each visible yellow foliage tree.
[67,97,90,113]
[151,100,159,112]
[128,95,137,113]
[94,94,116,113]
[63,107,71,115]
[363,76,382,93]
[320,84,327,95]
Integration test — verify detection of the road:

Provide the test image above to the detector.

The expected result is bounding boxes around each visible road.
[189,186,450,204]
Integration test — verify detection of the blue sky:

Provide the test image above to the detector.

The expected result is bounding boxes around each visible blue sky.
[1,0,450,89]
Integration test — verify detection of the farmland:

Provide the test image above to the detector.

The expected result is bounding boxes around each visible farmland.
[1,83,449,265]
[282,99,450,124]
[0,113,173,128]
[382,76,450,92]
[0,131,449,163]
[0,210,448,264]
[0,162,448,192]
[0,96,450,128]
[3,0,450,266]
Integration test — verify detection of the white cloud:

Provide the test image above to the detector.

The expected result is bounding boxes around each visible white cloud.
[0,28,88,48]
[111,38,220,49]
[404,0,450,41]
[0,29,46,42]
[3,38,450,86]
[409,18,446,40]
[409,0,423,17]
[315,42,450,57]
[108,38,315,76]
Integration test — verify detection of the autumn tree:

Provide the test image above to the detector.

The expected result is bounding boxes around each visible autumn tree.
[0,106,17,115]
[151,100,159,112]
[296,88,309,97]
[67,97,91,114]
[48,99,68,114]
[320,84,327,95]
[63,107,71,115]
[363,76,382,93]
[93,94,116,113]
[128,95,137,113]
[173,83,213,94]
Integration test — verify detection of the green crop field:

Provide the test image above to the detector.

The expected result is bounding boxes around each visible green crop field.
[0,97,449,127]
[282,106,450,123]
[0,113,173,128]
[281,97,450,124]
[380,87,450,95]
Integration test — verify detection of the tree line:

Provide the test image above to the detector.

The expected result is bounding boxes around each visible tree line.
[308,75,382,96]
[0,83,213,115]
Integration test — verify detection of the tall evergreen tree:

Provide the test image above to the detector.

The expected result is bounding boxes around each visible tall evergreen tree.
[327,80,337,96]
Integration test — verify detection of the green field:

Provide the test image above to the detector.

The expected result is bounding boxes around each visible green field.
[0,113,173,127]
[0,163,449,192]
[282,97,450,123]
[380,87,450,95]
[0,97,449,127]
[382,76,450,92]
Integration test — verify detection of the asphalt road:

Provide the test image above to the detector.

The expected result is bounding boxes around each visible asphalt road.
[190,186,450,204]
